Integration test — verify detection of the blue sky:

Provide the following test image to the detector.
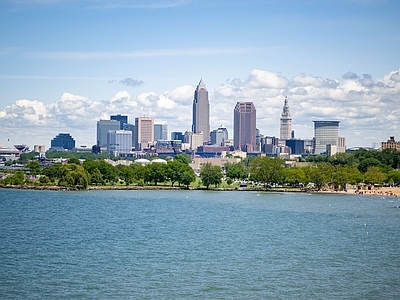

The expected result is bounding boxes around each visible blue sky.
[1,0,399,149]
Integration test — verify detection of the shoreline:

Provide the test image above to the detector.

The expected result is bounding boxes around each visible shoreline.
[1,184,399,197]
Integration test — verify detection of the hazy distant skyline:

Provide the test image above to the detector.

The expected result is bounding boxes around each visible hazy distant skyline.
[0,0,399,149]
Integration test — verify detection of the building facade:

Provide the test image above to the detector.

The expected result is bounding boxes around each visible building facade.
[51,133,76,150]
[280,96,292,141]
[110,114,128,130]
[381,136,400,151]
[97,120,120,148]
[135,117,154,151]
[192,79,210,143]
[313,121,340,154]
[210,129,226,146]
[234,102,256,152]
[154,123,168,141]
[107,130,132,155]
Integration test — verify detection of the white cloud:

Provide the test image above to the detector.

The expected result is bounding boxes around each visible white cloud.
[246,69,289,89]
[1,68,399,149]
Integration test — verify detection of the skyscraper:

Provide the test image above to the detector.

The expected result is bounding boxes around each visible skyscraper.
[313,121,340,154]
[234,102,256,152]
[192,79,210,143]
[110,114,128,130]
[97,120,120,148]
[135,117,154,151]
[280,96,292,141]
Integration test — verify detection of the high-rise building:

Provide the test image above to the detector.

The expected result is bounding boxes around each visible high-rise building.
[280,96,292,141]
[107,130,132,155]
[217,125,229,141]
[97,120,120,148]
[51,133,75,150]
[154,123,168,141]
[192,79,210,143]
[234,102,256,152]
[135,117,154,151]
[110,114,128,130]
[313,121,340,154]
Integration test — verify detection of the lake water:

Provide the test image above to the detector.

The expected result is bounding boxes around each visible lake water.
[1,188,399,299]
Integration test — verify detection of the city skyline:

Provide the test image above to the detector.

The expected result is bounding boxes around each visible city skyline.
[0,0,399,149]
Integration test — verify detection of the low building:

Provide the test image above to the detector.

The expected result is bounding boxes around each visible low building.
[190,157,242,172]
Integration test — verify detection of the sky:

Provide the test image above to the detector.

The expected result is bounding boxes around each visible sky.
[0,0,399,150]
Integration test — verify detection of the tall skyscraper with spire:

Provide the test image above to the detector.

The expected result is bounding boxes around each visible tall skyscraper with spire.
[280,96,292,140]
[192,79,210,143]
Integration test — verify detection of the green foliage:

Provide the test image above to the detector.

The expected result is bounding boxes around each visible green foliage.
[42,163,63,182]
[174,153,192,165]
[357,158,382,173]
[83,160,117,184]
[67,157,81,165]
[26,161,41,175]
[225,162,248,180]
[19,152,39,164]
[364,166,386,185]
[249,156,284,189]
[2,171,25,185]
[58,164,90,188]
[200,163,222,189]
[283,167,307,186]
[144,163,166,185]
[304,162,333,190]
[119,165,134,186]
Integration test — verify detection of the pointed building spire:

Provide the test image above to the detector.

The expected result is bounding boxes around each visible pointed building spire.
[280,95,292,140]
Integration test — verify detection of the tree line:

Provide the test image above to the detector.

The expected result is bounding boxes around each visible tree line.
[1,148,399,190]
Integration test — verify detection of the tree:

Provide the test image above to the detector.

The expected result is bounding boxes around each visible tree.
[358,158,381,173]
[225,161,247,181]
[42,163,63,182]
[144,163,166,185]
[174,153,191,165]
[119,165,134,186]
[91,168,103,186]
[364,166,386,185]
[249,156,284,189]
[179,166,196,188]
[67,157,81,165]
[166,160,183,187]
[58,164,90,189]
[283,167,307,187]
[26,161,41,176]
[130,163,146,184]
[83,160,117,184]
[304,162,333,190]
[200,163,222,189]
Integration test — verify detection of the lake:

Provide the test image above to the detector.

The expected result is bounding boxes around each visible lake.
[1,188,399,299]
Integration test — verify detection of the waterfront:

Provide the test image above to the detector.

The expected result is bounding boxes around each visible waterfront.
[1,189,399,299]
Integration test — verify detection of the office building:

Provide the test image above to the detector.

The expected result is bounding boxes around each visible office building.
[192,79,210,143]
[97,120,120,148]
[313,121,340,154]
[110,114,128,130]
[280,96,292,141]
[135,117,154,151]
[234,102,256,152]
[286,139,305,155]
[107,130,132,155]
[154,123,168,141]
[51,133,75,150]
[210,129,226,146]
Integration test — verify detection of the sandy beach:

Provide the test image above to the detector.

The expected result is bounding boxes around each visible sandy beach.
[338,186,400,197]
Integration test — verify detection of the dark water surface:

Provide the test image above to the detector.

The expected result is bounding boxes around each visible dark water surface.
[1,188,399,299]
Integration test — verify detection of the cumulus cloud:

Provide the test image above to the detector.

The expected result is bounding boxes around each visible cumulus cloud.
[1,68,399,148]
[246,69,289,89]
